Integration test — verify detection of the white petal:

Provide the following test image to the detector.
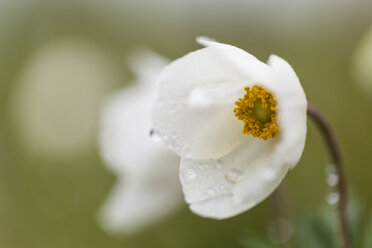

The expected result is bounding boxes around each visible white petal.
[152,47,248,160]
[99,49,176,176]
[267,54,307,168]
[196,37,273,84]
[232,155,289,205]
[197,55,305,218]
[99,175,182,235]
[180,138,288,219]
[152,40,285,160]
[127,48,170,87]
[98,50,183,234]
[100,84,180,177]
[189,194,255,220]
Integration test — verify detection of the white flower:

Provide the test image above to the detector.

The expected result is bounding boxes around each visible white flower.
[152,37,307,219]
[10,38,121,159]
[351,26,372,95]
[98,49,182,235]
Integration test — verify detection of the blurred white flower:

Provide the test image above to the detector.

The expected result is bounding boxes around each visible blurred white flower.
[11,38,122,159]
[351,26,372,95]
[98,49,182,235]
[152,37,307,219]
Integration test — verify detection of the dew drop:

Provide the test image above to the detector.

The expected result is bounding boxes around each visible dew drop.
[225,169,243,183]
[325,164,336,176]
[151,133,161,143]
[263,168,276,181]
[181,168,197,182]
[206,188,215,196]
[188,88,212,108]
[197,185,204,190]
[327,174,339,187]
[327,192,340,206]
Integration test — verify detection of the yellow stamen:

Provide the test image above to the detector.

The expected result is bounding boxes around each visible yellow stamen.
[234,85,279,140]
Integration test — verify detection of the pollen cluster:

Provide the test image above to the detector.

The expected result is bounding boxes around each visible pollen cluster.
[234,85,279,140]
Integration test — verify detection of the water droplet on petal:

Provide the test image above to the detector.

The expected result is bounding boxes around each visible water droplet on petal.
[206,188,215,196]
[263,168,276,181]
[181,168,197,182]
[188,88,212,108]
[225,169,243,183]
[151,133,161,143]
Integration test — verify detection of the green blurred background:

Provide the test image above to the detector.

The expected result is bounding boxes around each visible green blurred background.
[0,0,372,247]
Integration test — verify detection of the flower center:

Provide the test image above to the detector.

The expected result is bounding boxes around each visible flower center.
[234,85,279,140]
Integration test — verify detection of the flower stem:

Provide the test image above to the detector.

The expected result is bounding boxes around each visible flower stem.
[269,185,294,248]
[307,103,351,248]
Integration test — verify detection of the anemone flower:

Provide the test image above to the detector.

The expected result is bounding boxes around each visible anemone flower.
[99,49,182,234]
[152,37,307,219]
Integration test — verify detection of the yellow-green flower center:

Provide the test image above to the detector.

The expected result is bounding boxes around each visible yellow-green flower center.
[234,85,279,140]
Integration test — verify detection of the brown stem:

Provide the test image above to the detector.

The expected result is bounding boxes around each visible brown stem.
[307,103,351,248]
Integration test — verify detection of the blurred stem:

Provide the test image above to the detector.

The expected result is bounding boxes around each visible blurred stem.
[271,186,290,222]
[270,185,294,248]
[307,103,351,248]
